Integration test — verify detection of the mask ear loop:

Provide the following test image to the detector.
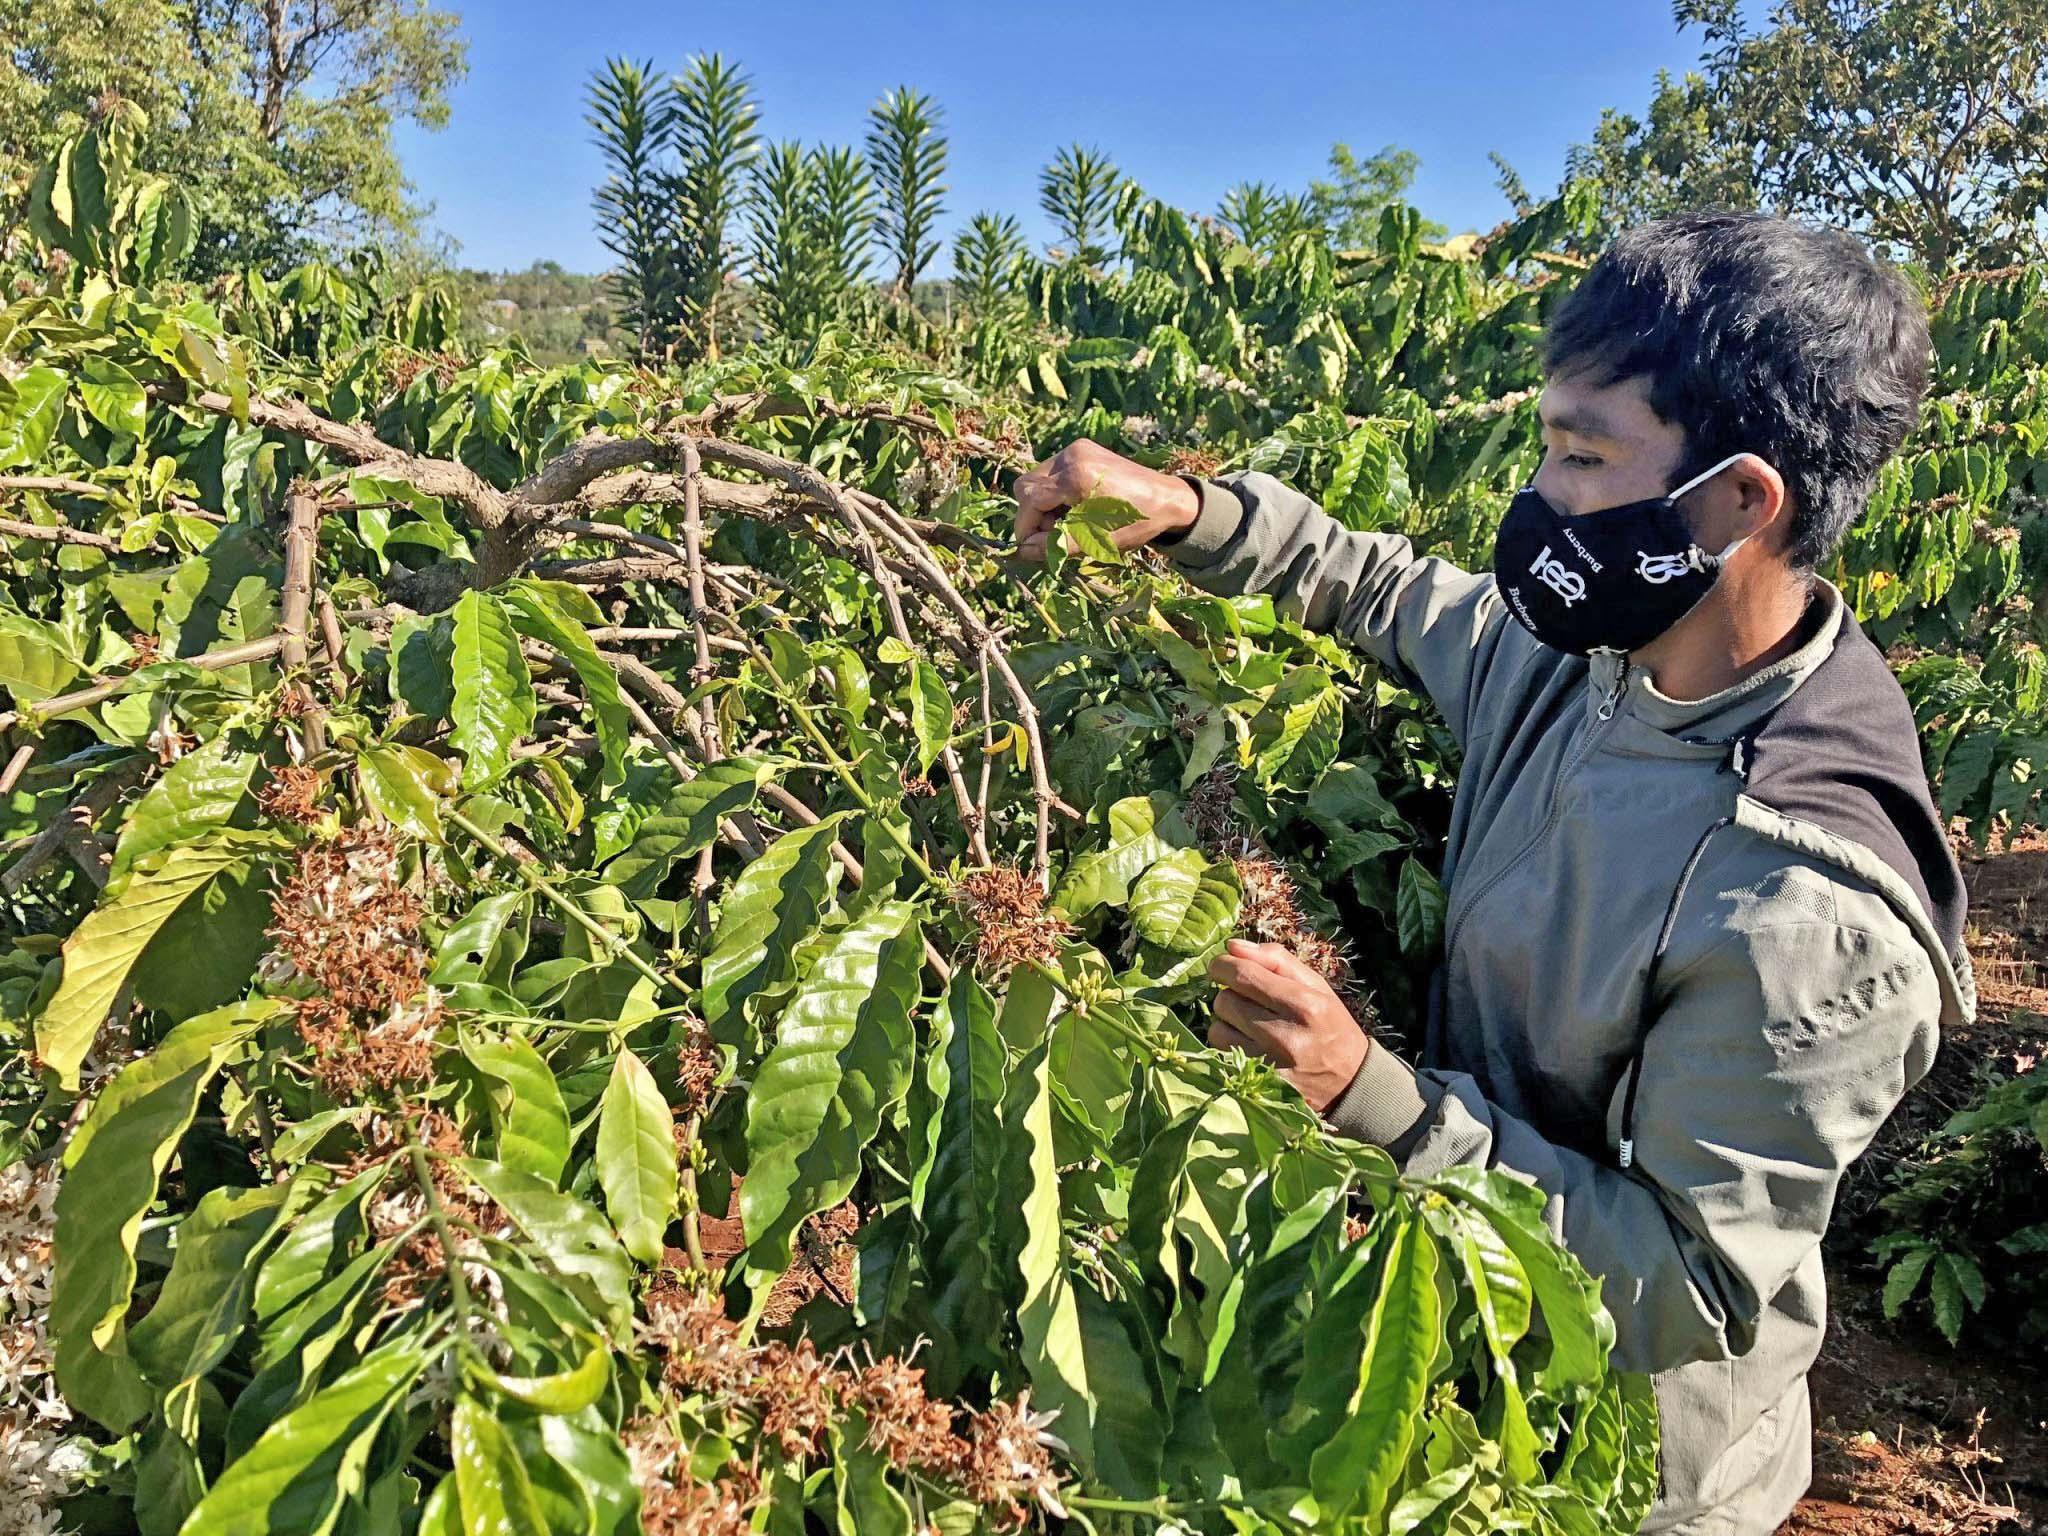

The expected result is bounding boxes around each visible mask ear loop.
[1666,451,1754,502]
[1667,452,1761,569]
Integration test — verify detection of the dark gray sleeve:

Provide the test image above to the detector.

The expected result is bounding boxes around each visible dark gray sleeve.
[1164,470,1528,746]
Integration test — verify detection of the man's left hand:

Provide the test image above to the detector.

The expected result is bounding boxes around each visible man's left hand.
[1206,938,1369,1115]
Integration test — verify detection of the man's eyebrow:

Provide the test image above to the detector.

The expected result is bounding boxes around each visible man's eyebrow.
[1539,404,1621,439]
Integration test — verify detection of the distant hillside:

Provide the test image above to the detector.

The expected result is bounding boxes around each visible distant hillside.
[450,261,628,365]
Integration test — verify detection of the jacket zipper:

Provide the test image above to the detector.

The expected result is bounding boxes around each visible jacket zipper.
[1440,662,1630,979]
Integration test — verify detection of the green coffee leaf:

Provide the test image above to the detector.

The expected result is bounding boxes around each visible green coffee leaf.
[1250,665,1344,791]
[36,835,271,1088]
[107,738,259,887]
[479,1334,610,1416]
[180,1337,425,1536]
[741,900,922,1281]
[596,1047,679,1264]
[912,973,1010,1390]
[358,743,456,842]
[51,1001,272,1429]
[1051,791,1193,918]
[462,1158,633,1340]
[1129,846,1241,955]
[906,658,953,775]
[130,1181,300,1391]
[452,1393,551,1536]
[1004,1037,1096,1465]
[460,1023,571,1185]
[1308,1211,1442,1523]
[606,757,786,900]
[503,579,632,789]
[0,363,67,469]
[1395,857,1447,957]
[450,589,537,789]
[699,812,848,1039]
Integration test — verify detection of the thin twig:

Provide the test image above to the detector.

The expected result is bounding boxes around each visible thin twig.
[0,636,286,735]
[0,516,130,552]
[0,474,223,522]
[0,743,35,797]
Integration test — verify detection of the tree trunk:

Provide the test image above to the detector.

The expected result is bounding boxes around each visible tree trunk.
[259,0,290,140]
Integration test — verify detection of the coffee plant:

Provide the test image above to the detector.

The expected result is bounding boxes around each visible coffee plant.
[1871,1063,2048,1348]
[0,116,1660,1536]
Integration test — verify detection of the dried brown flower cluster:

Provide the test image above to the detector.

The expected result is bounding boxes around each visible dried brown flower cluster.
[383,351,462,394]
[1163,445,1225,477]
[1181,767,1241,849]
[267,830,440,1098]
[1233,855,1352,987]
[255,764,324,826]
[1176,769,1355,986]
[639,1458,763,1536]
[636,1283,1066,1530]
[366,1123,504,1311]
[671,1018,720,1122]
[625,1416,763,1536]
[126,632,160,668]
[898,764,938,799]
[955,1393,1068,1527]
[952,865,1073,975]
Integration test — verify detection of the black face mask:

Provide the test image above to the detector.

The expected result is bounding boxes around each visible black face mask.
[1490,453,1753,657]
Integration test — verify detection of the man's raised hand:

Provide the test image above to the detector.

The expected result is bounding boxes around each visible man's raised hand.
[1011,438,1201,561]
[1206,938,1370,1115]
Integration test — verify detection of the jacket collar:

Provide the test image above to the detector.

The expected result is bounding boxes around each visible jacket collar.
[1587,581,1845,741]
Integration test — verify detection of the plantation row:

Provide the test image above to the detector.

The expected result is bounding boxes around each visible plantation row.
[0,104,2042,1533]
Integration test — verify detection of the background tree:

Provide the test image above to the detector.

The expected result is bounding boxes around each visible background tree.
[1038,144,1122,266]
[1309,142,1446,247]
[587,58,681,360]
[1218,180,1321,254]
[951,211,1027,317]
[746,140,819,337]
[808,145,877,308]
[865,86,947,301]
[669,53,760,360]
[0,0,465,275]
[1544,0,2048,269]
[1554,69,1756,237]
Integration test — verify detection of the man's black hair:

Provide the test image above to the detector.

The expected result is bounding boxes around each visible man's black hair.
[1543,211,1930,570]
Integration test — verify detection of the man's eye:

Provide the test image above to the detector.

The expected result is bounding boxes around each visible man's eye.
[1562,453,1602,469]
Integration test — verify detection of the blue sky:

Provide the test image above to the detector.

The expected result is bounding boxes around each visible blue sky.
[396,1,1709,275]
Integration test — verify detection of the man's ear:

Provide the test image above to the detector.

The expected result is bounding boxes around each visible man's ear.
[1731,453,1789,544]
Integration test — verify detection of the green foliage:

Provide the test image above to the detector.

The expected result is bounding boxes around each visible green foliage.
[866,87,949,299]
[1308,142,1446,249]
[0,116,1676,1535]
[1218,181,1321,257]
[584,53,761,362]
[670,54,763,357]
[586,59,685,359]
[1038,144,1125,267]
[26,101,195,285]
[0,0,465,276]
[1549,0,2048,269]
[1873,1065,2048,1348]
[952,211,1028,319]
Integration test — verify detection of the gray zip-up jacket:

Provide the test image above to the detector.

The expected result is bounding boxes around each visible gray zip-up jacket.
[1163,472,1973,1535]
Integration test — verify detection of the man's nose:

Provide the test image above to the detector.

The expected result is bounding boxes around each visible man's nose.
[1530,464,1573,514]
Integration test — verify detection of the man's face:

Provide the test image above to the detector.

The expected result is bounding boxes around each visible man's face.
[1531,371,1690,516]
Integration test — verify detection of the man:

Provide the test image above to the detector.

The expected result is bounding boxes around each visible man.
[1012,212,1972,1535]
